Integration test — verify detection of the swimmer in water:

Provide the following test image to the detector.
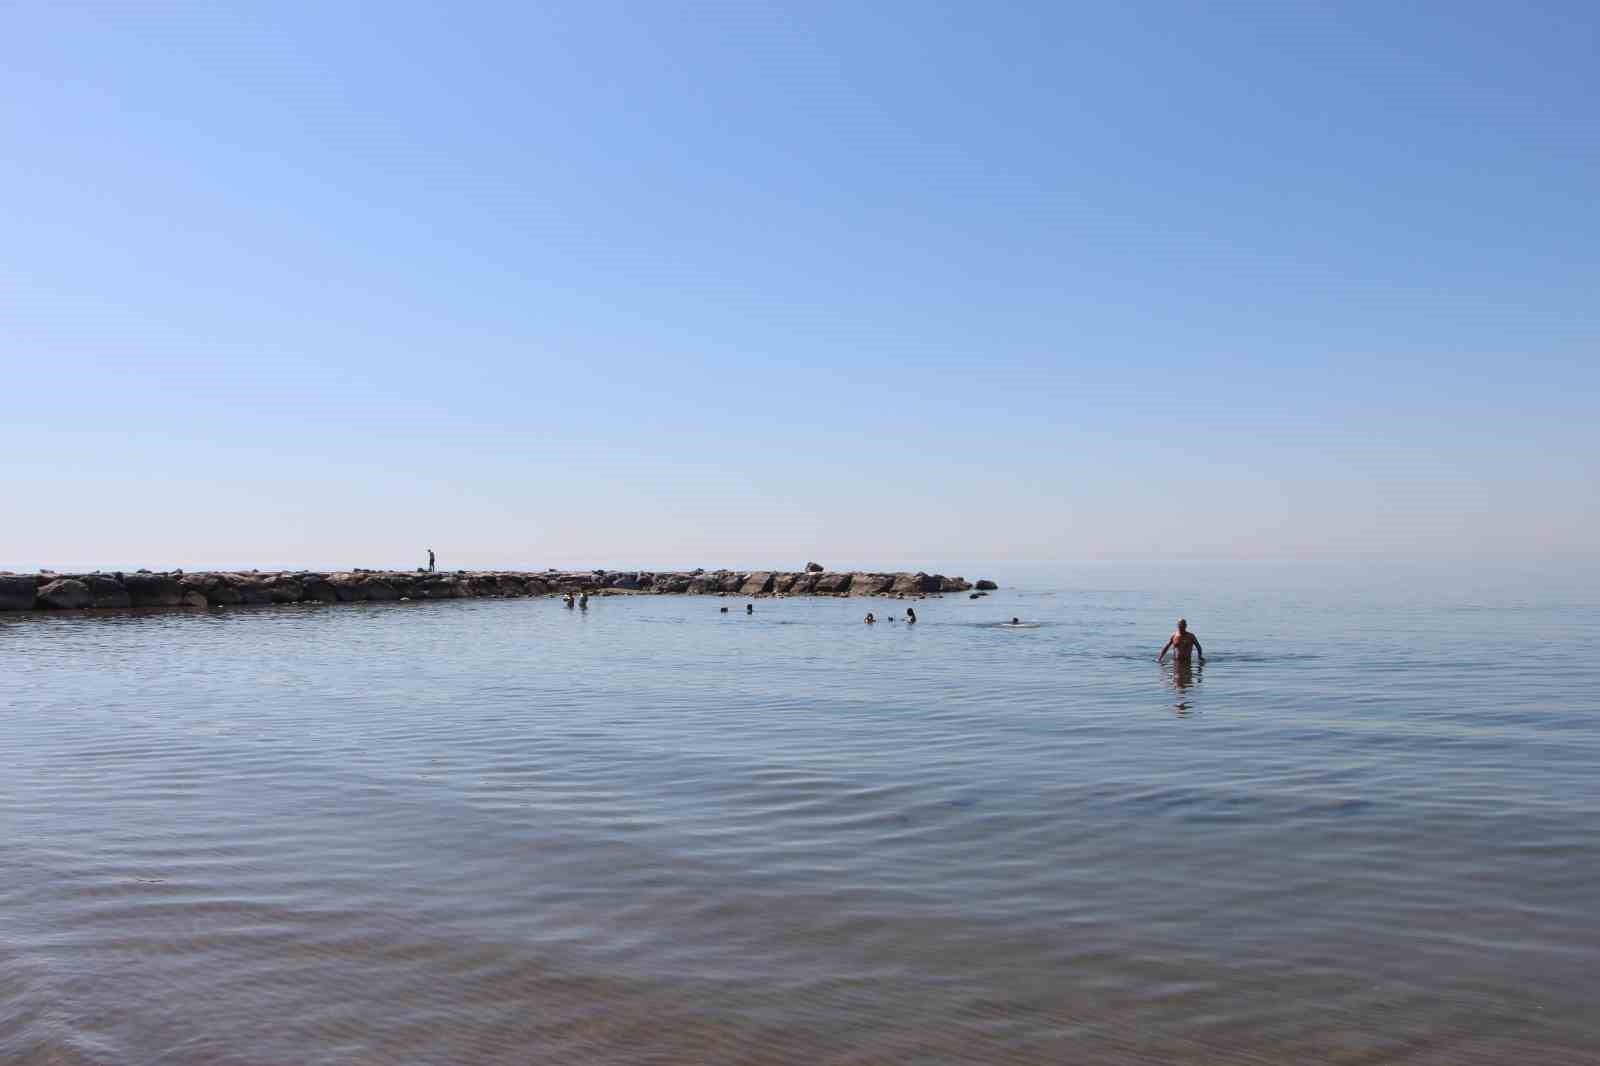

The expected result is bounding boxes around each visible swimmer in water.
[746,603,753,614]
[563,592,575,608]
[578,591,589,610]
[1010,617,1021,625]
[863,612,876,624]
[1157,617,1204,665]
[906,607,916,624]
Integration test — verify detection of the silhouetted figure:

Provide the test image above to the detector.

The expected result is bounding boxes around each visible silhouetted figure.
[563,592,575,608]
[720,606,729,613]
[906,607,917,624]
[863,612,876,624]
[427,548,435,573]
[1010,617,1021,625]
[1158,617,1205,665]
[746,603,753,614]
[579,591,589,610]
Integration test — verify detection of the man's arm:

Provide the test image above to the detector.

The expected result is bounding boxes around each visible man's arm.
[1157,636,1173,662]
[1193,637,1204,664]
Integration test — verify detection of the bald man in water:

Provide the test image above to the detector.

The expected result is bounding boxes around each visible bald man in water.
[1158,618,1205,665]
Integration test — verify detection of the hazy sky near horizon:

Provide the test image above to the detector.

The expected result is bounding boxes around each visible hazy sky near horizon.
[3,2,1596,570]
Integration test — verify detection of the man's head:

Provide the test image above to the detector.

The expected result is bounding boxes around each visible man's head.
[1177,618,1188,632]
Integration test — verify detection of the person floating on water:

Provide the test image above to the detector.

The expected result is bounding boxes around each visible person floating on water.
[1157,617,1204,665]
[863,612,876,624]
[427,548,435,573]
[906,607,916,624]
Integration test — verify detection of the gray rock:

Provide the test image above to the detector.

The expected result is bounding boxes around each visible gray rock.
[84,574,131,608]
[0,574,38,610]
[739,571,774,596]
[848,572,894,596]
[654,574,692,594]
[301,578,338,604]
[814,572,852,594]
[772,573,798,594]
[268,579,304,604]
[940,576,973,592]
[360,578,399,602]
[237,580,275,605]
[789,572,820,595]
[38,578,94,609]
[329,574,369,602]
[805,561,824,572]
[182,589,209,607]
[125,573,182,607]
[890,572,940,596]
[975,579,998,590]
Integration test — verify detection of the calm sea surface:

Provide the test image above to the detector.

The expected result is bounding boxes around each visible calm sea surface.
[4,562,1598,1064]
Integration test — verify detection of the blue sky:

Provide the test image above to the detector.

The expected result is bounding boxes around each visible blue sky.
[2,1,1595,570]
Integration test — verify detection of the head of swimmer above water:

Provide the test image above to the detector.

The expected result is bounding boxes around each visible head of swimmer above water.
[1177,617,1187,633]
[1011,617,1020,625]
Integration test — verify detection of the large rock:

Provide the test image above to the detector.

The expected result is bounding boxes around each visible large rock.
[361,578,400,601]
[814,572,852,594]
[805,562,824,572]
[848,572,894,596]
[181,589,209,607]
[686,574,720,594]
[523,577,551,596]
[940,576,973,592]
[124,573,182,607]
[654,574,692,594]
[329,574,369,602]
[739,572,774,596]
[772,573,798,594]
[495,575,529,597]
[606,572,641,590]
[84,574,131,608]
[975,579,998,590]
[184,575,243,605]
[415,577,459,600]
[890,572,940,596]
[267,579,304,604]
[38,578,93,609]
[301,577,338,603]
[0,574,37,610]
[719,572,746,593]
[788,572,819,594]
[237,580,275,605]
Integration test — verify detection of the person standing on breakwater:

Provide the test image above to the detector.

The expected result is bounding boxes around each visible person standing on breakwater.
[427,548,435,573]
[1158,617,1205,665]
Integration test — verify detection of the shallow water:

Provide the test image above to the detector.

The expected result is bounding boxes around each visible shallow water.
[4,561,1598,1064]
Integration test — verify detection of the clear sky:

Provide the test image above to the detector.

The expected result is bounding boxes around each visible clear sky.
[3,2,1596,570]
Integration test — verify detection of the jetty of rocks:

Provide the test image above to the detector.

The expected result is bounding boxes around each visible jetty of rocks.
[0,568,985,612]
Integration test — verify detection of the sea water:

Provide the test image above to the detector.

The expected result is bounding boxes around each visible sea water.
[3,561,1597,1063]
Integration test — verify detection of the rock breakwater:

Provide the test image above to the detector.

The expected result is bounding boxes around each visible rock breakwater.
[0,568,982,612]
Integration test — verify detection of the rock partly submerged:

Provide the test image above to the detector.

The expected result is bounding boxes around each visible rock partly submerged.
[1,567,990,612]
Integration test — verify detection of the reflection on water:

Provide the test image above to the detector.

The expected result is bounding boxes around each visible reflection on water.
[3,562,1600,1064]
[1164,659,1202,715]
